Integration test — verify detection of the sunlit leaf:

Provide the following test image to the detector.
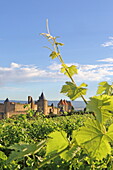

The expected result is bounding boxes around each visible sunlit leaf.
[97,81,113,95]
[75,119,112,160]
[40,33,53,40]
[61,65,78,77]
[46,131,69,155]
[106,123,113,142]
[61,81,87,100]
[86,95,113,123]
[49,51,60,59]
[0,151,7,160]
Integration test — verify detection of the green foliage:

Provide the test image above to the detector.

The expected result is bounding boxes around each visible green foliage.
[46,131,69,155]
[97,81,113,95]
[49,51,60,59]
[40,23,113,169]
[0,151,7,160]
[75,118,113,160]
[61,82,87,100]
[86,95,113,123]
[61,64,78,77]
[6,140,46,163]
[0,114,87,169]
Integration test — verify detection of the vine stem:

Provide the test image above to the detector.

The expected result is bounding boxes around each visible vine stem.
[55,43,87,105]
[45,20,87,105]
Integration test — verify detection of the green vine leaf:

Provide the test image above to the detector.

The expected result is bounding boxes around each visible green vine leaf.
[49,51,60,59]
[61,64,78,77]
[0,151,7,160]
[75,119,112,160]
[61,82,87,100]
[97,81,113,95]
[6,140,46,163]
[86,95,113,123]
[106,123,113,142]
[46,131,69,156]
[46,131,78,162]
[60,144,78,161]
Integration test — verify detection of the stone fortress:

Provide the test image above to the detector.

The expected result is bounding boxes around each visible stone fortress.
[0,92,73,119]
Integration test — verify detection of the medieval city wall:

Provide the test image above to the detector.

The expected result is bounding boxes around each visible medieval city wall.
[0,94,73,119]
[31,104,37,111]
[0,103,4,112]
[8,111,27,118]
[47,106,60,114]
[14,103,28,112]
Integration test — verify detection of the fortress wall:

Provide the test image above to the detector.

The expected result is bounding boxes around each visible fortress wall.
[9,111,27,117]
[0,103,4,112]
[47,106,52,114]
[15,103,37,112]
[0,113,4,119]
[15,103,28,111]
[47,106,59,114]
[10,103,15,112]
[54,108,59,114]
[33,104,37,110]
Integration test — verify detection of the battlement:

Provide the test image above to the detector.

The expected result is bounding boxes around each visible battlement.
[0,93,73,119]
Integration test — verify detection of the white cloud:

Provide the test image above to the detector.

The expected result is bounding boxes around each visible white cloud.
[48,63,61,71]
[0,62,65,86]
[11,62,21,68]
[97,58,113,63]
[0,60,113,86]
[101,37,113,47]
[48,61,113,82]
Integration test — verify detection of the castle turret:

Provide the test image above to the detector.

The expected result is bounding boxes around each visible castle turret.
[4,98,10,118]
[28,96,34,109]
[37,92,48,115]
[28,96,32,104]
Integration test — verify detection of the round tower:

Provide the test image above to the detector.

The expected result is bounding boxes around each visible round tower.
[4,98,10,118]
[37,92,48,115]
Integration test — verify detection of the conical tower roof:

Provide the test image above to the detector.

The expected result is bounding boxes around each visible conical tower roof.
[4,98,10,102]
[39,92,46,100]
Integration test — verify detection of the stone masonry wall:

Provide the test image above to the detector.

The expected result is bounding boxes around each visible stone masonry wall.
[15,103,28,111]
[0,103,4,112]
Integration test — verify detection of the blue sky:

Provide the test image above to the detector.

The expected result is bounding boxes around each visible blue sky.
[0,0,113,101]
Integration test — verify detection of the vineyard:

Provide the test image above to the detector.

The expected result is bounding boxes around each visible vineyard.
[0,112,113,170]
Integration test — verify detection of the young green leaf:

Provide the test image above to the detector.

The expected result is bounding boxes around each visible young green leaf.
[40,33,53,40]
[46,131,69,156]
[61,65,78,77]
[49,51,60,59]
[75,119,111,160]
[97,81,113,95]
[86,95,113,123]
[61,81,87,100]
[105,123,113,142]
